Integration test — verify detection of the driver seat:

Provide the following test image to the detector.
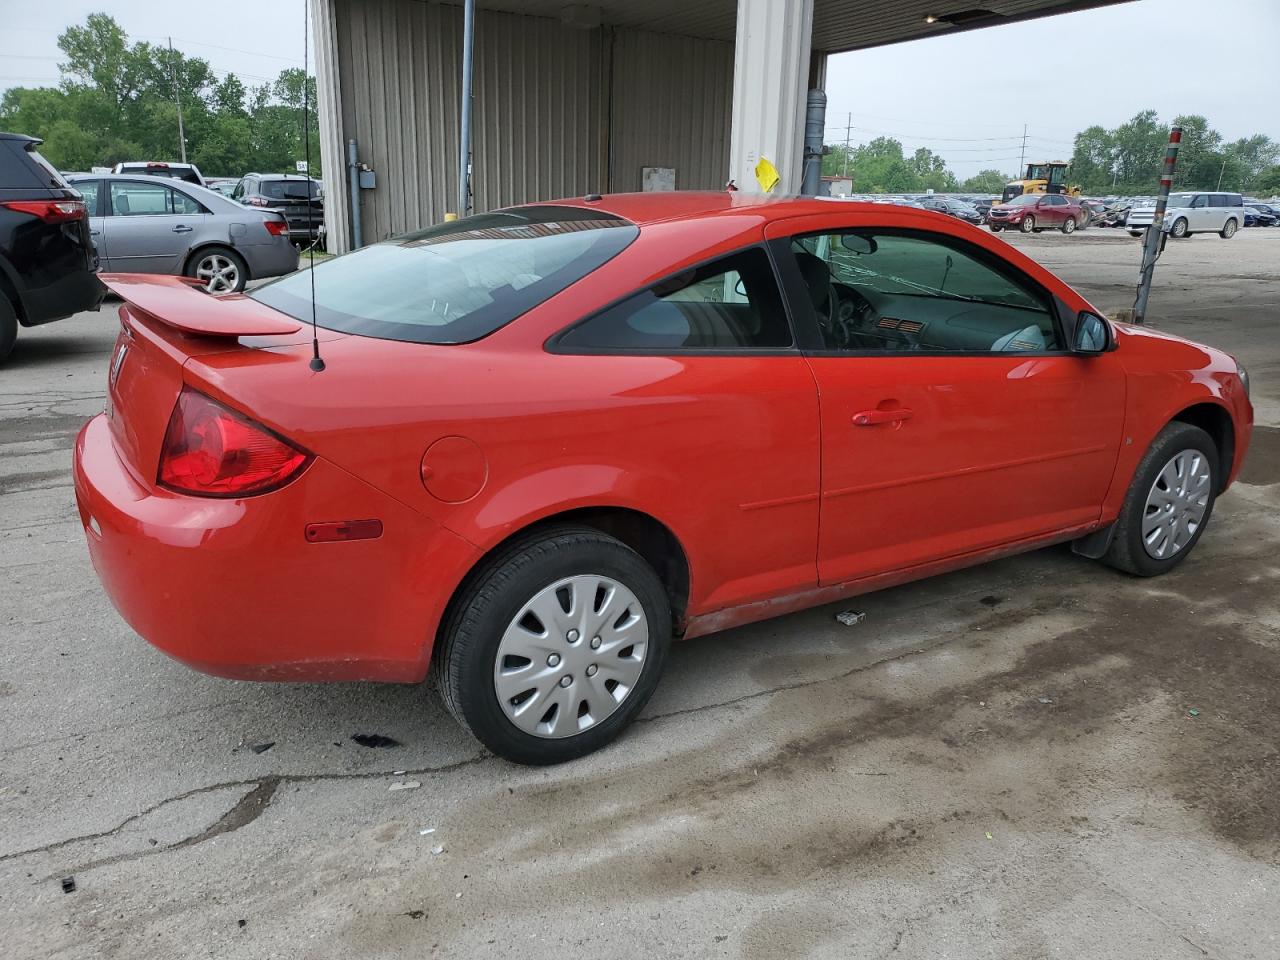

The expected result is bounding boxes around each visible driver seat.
[793,251,832,313]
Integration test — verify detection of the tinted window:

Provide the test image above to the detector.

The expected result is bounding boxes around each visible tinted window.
[26,147,70,189]
[556,247,791,352]
[251,206,638,345]
[791,231,1061,353]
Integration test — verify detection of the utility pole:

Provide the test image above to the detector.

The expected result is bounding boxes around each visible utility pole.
[842,112,851,177]
[168,38,187,163]
[1133,125,1182,326]
[1019,123,1027,175]
[1216,155,1228,190]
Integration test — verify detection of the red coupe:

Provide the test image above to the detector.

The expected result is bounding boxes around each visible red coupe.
[74,192,1253,764]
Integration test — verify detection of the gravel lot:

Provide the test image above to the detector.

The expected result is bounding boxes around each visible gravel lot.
[2,227,1277,960]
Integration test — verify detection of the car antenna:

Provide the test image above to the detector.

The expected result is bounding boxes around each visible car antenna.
[303,0,324,372]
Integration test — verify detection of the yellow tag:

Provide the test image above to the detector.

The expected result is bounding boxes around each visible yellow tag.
[754,157,781,193]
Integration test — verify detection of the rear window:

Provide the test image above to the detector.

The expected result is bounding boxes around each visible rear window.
[259,179,319,200]
[26,146,70,189]
[251,205,639,344]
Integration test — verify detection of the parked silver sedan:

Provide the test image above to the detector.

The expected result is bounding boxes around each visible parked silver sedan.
[67,174,298,293]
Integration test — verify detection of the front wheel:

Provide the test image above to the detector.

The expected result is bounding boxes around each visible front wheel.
[989,225,1003,232]
[1220,219,1237,239]
[1129,230,1143,238]
[186,246,248,294]
[1061,216,1077,234]
[1020,216,1036,233]
[1170,217,1189,239]
[435,526,672,764]
[1103,422,1218,577]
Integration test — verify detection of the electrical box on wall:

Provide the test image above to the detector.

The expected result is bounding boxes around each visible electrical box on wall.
[642,167,676,192]
[359,169,376,189]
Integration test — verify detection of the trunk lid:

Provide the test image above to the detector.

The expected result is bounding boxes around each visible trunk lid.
[100,274,316,486]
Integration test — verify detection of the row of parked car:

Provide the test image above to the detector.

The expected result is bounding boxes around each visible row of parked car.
[0,135,317,362]
[841,189,1280,240]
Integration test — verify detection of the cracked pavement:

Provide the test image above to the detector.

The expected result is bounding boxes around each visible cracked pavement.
[1,229,1278,959]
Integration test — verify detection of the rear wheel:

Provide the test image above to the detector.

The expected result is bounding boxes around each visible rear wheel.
[1103,422,1218,577]
[0,293,16,363]
[1061,216,1077,234]
[1220,219,1238,239]
[1170,217,1189,239]
[1020,216,1036,233]
[186,246,247,294]
[1129,230,1143,238]
[436,526,672,764]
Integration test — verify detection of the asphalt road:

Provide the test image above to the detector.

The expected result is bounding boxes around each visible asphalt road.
[2,227,1277,960]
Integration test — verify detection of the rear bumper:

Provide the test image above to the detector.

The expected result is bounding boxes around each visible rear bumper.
[17,266,103,326]
[242,238,299,282]
[73,414,480,683]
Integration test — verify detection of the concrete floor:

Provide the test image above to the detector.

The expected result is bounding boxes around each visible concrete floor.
[1,228,1277,960]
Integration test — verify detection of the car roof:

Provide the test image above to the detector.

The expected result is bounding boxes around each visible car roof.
[541,191,908,227]
[0,131,40,144]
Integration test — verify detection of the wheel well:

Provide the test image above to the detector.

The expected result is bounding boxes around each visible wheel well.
[183,243,249,279]
[434,508,692,663]
[0,265,25,323]
[1172,402,1234,492]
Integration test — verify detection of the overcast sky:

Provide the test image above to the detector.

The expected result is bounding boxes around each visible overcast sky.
[3,0,1277,177]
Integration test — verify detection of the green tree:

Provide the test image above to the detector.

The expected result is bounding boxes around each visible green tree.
[959,169,1010,194]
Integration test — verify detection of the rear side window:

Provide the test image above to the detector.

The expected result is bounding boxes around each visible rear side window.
[26,147,69,189]
[251,205,638,344]
[555,247,791,352]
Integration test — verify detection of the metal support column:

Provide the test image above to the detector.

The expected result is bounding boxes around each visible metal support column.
[1133,125,1182,325]
[458,0,476,217]
[800,89,827,196]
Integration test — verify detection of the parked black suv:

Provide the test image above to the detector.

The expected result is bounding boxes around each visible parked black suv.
[0,133,102,362]
[232,173,323,245]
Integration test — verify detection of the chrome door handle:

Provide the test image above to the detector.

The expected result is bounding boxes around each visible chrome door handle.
[852,408,913,426]
[172,225,193,233]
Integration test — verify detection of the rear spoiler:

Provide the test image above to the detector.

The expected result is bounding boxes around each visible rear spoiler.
[100,273,302,337]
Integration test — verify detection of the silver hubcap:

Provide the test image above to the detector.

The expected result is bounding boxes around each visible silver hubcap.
[1224,221,1236,237]
[494,575,648,739]
[1022,217,1034,232]
[196,254,240,293]
[1142,449,1211,560]
[1064,218,1075,233]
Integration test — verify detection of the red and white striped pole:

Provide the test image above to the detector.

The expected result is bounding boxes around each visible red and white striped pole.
[1133,124,1182,325]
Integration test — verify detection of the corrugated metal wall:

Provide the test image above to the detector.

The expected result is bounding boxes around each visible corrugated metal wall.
[333,0,608,242]
[608,30,734,193]
[328,1,734,242]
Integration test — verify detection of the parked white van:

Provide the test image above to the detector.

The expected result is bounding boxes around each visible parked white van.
[1126,191,1244,239]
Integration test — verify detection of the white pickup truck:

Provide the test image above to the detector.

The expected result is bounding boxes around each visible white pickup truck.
[1126,191,1244,239]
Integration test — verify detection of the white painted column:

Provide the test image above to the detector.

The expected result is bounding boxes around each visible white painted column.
[727,0,815,195]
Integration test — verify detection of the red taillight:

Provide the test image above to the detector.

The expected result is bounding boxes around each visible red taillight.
[246,196,270,207]
[263,218,289,236]
[3,199,86,223]
[158,388,311,497]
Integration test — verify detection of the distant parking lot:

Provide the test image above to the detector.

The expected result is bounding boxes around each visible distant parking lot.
[2,228,1277,959]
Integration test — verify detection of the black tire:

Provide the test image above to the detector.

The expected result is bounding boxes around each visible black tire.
[1103,422,1218,577]
[435,526,672,765]
[1061,216,1077,234]
[1170,217,1189,239]
[1129,231,1143,238]
[0,293,16,364]
[1220,219,1238,239]
[1021,216,1036,233]
[184,245,248,293]
[989,225,1003,232]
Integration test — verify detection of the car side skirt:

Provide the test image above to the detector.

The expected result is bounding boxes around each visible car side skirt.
[682,520,1101,640]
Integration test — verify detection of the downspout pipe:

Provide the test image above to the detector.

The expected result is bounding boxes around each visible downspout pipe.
[347,138,363,249]
[458,0,476,216]
[801,88,827,196]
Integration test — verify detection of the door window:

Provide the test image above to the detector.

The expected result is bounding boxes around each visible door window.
[170,190,204,215]
[555,247,791,351]
[790,231,1062,354]
[1189,195,1208,208]
[74,180,101,216]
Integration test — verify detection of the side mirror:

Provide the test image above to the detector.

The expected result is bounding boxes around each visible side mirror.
[1072,310,1111,354]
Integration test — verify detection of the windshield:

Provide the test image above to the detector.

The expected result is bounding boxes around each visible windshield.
[260,179,320,200]
[1004,195,1039,206]
[1167,193,1196,207]
[251,205,638,344]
